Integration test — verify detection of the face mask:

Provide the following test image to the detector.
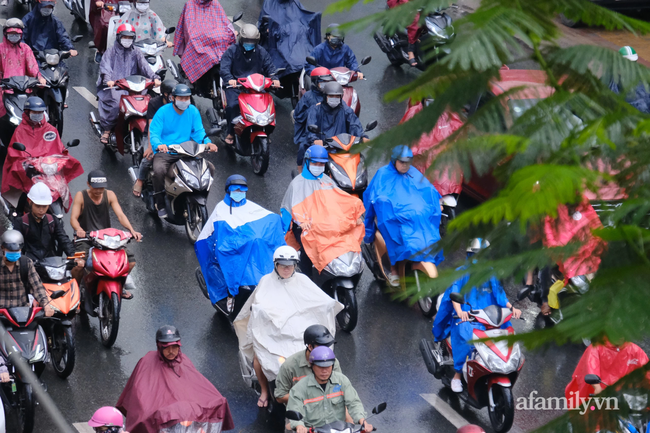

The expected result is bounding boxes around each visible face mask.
[40,7,54,16]
[135,2,148,12]
[120,38,133,49]
[243,42,255,52]
[7,34,21,44]
[309,165,325,177]
[327,96,340,108]
[329,37,342,48]
[174,99,190,111]
[30,112,44,123]
[5,251,21,262]
[230,191,246,203]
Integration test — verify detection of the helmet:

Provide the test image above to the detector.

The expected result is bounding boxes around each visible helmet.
[1,230,24,252]
[391,145,413,164]
[116,23,136,37]
[309,346,336,367]
[325,23,344,38]
[88,406,124,428]
[27,182,53,206]
[619,46,638,62]
[4,18,25,34]
[161,79,178,96]
[240,24,260,43]
[273,245,299,266]
[172,83,192,97]
[155,325,181,346]
[322,82,344,97]
[457,426,485,433]
[225,174,247,192]
[304,145,329,163]
[310,67,334,89]
[24,96,47,112]
[467,238,490,253]
[304,324,335,347]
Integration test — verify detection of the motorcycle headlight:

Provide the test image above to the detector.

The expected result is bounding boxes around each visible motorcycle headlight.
[355,163,367,188]
[41,162,58,176]
[33,343,46,363]
[7,105,20,125]
[123,99,146,117]
[330,70,352,86]
[45,265,66,281]
[474,341,523,375]
[324,252,363,277]
[98,234,123,249]
[45,53,60,66]
[181,170,200,189]
[328,163,353,189]
[200,169,212,189]
[244,105,274,126]
[623,393,648,412]
[118,3,131,13]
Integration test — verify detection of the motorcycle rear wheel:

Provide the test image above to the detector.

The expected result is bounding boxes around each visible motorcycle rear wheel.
[49,102,64,137]
[335,288,358,332]
[185,202,208,243]
[195,267,210,300]
[99,292,120,348]
[131,129,144,167]
[51,323,76,378]
[19,383,34,433]
[415,269,437,318]
[251,137,269,176]
[488,385,515,433]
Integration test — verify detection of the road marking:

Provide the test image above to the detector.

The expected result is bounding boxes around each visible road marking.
[73,86,98,109]
[421,393,470,429]
[73,422,93,433]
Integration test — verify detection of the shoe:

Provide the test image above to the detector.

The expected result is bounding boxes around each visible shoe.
[451,378,463,393]
[387,273,399,287]
[94,52,102,64]
[157,208,168,219]
[226,296,235,313]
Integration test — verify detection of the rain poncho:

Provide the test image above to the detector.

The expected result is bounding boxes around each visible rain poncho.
[281,171,365,272]
[89,1,115,53]
[363,163,444,265]
[22,3,75,52]
[293,88,323,147]
[173,0,236,83]
[116,7,166,43]
[0,40,41,118]
[304,41,359,75]
[116,347,235,433]
[565,340,648,409]
[609,79,650,114]
[258,0,321,76]
[194,197,285,304]
[305,102,366,145]
[401,100,464,196]
[233,270,343,380]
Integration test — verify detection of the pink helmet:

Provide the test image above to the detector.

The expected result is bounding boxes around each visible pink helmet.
[457,425,485,433]
[88,406,124,428]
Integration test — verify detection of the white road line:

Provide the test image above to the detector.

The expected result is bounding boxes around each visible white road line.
[73,422,94,433]
[73,86,98,109]
[421,393,470,429]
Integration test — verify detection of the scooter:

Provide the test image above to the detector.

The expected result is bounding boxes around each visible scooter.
[320,252,363,333]
[35,256,83,379]
[374,8,455,71]
[133,27,175,94]
[237,352,286,431]
[105,1,133,49]
[78,228,133,348]
[361,229,440,317]
[129,140,214,243]
[584,374,648,433]
[420,291,527,433]
[90,75,154,166]
[0,77,44,148]
[285,402,387,433]
[62,0,91,24]
[195,267,254,323]
[301,56,370,116]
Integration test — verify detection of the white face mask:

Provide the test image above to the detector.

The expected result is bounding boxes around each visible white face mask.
[309,165,325,177]
[120,38,133,49]
[6,34,21,44]
[30,112,44,123]
[327,96,340,108]
[40,7,54,16]
[135,3,149,13]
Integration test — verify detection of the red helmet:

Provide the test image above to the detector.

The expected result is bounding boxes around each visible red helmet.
[457,425,485,433]
[310,67,333,88]
[116,23,136,37]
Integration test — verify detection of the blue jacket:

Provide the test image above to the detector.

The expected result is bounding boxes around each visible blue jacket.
[293,88,323,146]
[610,79,650,114]
[23,3,74,52]
[305,102,366,144]
[304,42,359,75]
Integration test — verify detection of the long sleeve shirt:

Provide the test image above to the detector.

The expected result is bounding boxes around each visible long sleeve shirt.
[15,213,75,262]
[0,258,49,309]
[22,3,75,52]
[304,42,359,75]
[149,103,211,153]
[220,44,277,82]
[305,102,366,144]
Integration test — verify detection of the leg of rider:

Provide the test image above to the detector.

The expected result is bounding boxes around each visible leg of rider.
[152,153,179,210]
[98,88,125,136]
[224,88,241,141]
[450,320,476,388]
[406,14,420,63]
[123,250,136,298]
[296,141,309,173]
[291,224,313,278]
[253,355,270,407]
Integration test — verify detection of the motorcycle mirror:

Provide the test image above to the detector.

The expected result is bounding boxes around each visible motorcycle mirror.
[71,34,83,42]
[50,290,66,300]
[67,139,80,148]
[306,56,318,66]
[372,402,387,415]
[307,124,321,134]
[232,11,243,23]
[360,56,372,66]
[285,410,303,421]
[450,292,465,304]
[88,41,96,49]
[365,120,378,132]
[165,26,176,34]
[12,142,26,152]
[584,374,602,385]
[61,51,71,60]
[516,285,532,301]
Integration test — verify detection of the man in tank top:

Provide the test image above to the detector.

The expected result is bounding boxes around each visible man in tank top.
[69,170,143,298]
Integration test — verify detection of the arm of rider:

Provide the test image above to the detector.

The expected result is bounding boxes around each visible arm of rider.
[453,300,469,322]
[358,419,373,432]
[70,191,87,239]
[106,81,115,88]
[38,75,47,86]
[190,108,215,150]
[593,383,603,395]
[149,110,165,153]
[272,80,281,88]
[506,302,522,319]
[54,218,78,264]
[96,1,104,6]
[154,78,161,87]
[296,426,309,433]
[107,191,143,242]
[228,79,237,87]
[313,140,323,146]
[27,261,55,317]
[205,143,218,152]
[0,363,9,383]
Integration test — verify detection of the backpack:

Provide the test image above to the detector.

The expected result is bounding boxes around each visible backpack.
[18,255,29,292]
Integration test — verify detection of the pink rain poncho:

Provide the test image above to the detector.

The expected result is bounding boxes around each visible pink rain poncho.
[0,40,41,118]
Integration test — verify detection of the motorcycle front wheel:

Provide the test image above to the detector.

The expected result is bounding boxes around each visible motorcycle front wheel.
[19,383,34,433]
[488,385,515,433]
[334,288,358,332]
[185,201,208,243]
[51,323,76,378]
[415,269,437,318]
[99,292,120,348]
[251,137,269,176]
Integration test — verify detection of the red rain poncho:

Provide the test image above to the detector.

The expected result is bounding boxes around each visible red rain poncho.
[401,100,464,196]
[386,0,421,45]
[116,348,234,433]
[565,341,648,409]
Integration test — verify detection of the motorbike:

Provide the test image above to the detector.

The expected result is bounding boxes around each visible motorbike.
[420,290,527,433]
[62,0,91,24]
[374,8,455,71]
[237,352,286,430]
[195,267,254,323]
[301,56,370,116]
[0,77,44,148]
[129,140,214,242]
[78,228,133,348]
[105,1,133,49]
[133,27,175,94]
[90,75,153,165]
[208,73,283,176]
[318,252,363,333]
[584,374,648,433]
[285,402,387,433]
[35,256,83,379]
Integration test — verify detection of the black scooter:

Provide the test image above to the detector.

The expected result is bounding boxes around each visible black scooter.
[0,76,45,149]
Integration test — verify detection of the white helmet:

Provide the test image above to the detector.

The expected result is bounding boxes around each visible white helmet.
[27,182,53,206]
[467,238,490,253]
[273,245,299,266]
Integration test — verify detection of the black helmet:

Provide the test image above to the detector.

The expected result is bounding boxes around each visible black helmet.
[155,325,181,344]
[325,23,344,38]
[304,324,335,347]
[322,82,344,97]
[1,230,24,252]
[172,83,192,97]
[161,79,178,96]
[225,174,247,192]
[25,96,47,112]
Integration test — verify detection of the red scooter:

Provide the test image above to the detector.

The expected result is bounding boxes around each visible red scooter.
[420,291,527,433]
[79,228,133,348]
[90,75,153,166]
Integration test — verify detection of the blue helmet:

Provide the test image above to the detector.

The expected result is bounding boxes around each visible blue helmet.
[391,145,413,164]
[25,96,47,112]
[225,174,247,192]
[305,145,329,163]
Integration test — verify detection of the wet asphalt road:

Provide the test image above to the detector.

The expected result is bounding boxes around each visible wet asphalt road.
[0,0,592,431]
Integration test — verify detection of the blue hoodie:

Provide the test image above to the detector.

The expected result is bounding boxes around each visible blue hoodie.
[23,3,74,52]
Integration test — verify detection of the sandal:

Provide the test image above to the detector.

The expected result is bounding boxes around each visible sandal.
[408,58,418,67]
[100,131,110,144]
[122,290,134,300]
[257,397,269,408]
[132,180,143,197]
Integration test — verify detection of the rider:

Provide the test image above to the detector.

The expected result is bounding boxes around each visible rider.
[22,0,79,56]
[305,82,368,152]
[88,406,128,433]
[117,325,234,432]
[220,24,279,145]
[115,0,173,46]
[173,0,236,97]
[386,0,420,67]
[287,346,372,433]
[433,239,521,393]
[609,46,650,113]
[69,170,142,297]
[363,145,444,287]
[97,23,160,145]
[304,24,363,79]
[0,230,54,317]
[293,67,333,170]
[275,324,341,404]
[148,83,218,219]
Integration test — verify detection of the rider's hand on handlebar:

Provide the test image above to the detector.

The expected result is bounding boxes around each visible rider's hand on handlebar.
[75,259,85,268]
[131,231,143,242]
[107,80,115,88]
[272,79,281,88]
[0,372,9,383]
[76,229,87,238]
[38,76,47,86]
[228,79,237,87]
[296,426,310,433]
[70,49,78,57]
[459,311,470,322]
[358,72,364,80]
[511,307,522,319]
[157,144,169,153]
[96,0,104,6]
[144,147,154,159]
[362,137,370,143]
[166,40,174,48]
[300,221,312,231]
[206,143,218,153]
[313,140,323,146]
[362,420,373,432]
[44,305,55,317]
